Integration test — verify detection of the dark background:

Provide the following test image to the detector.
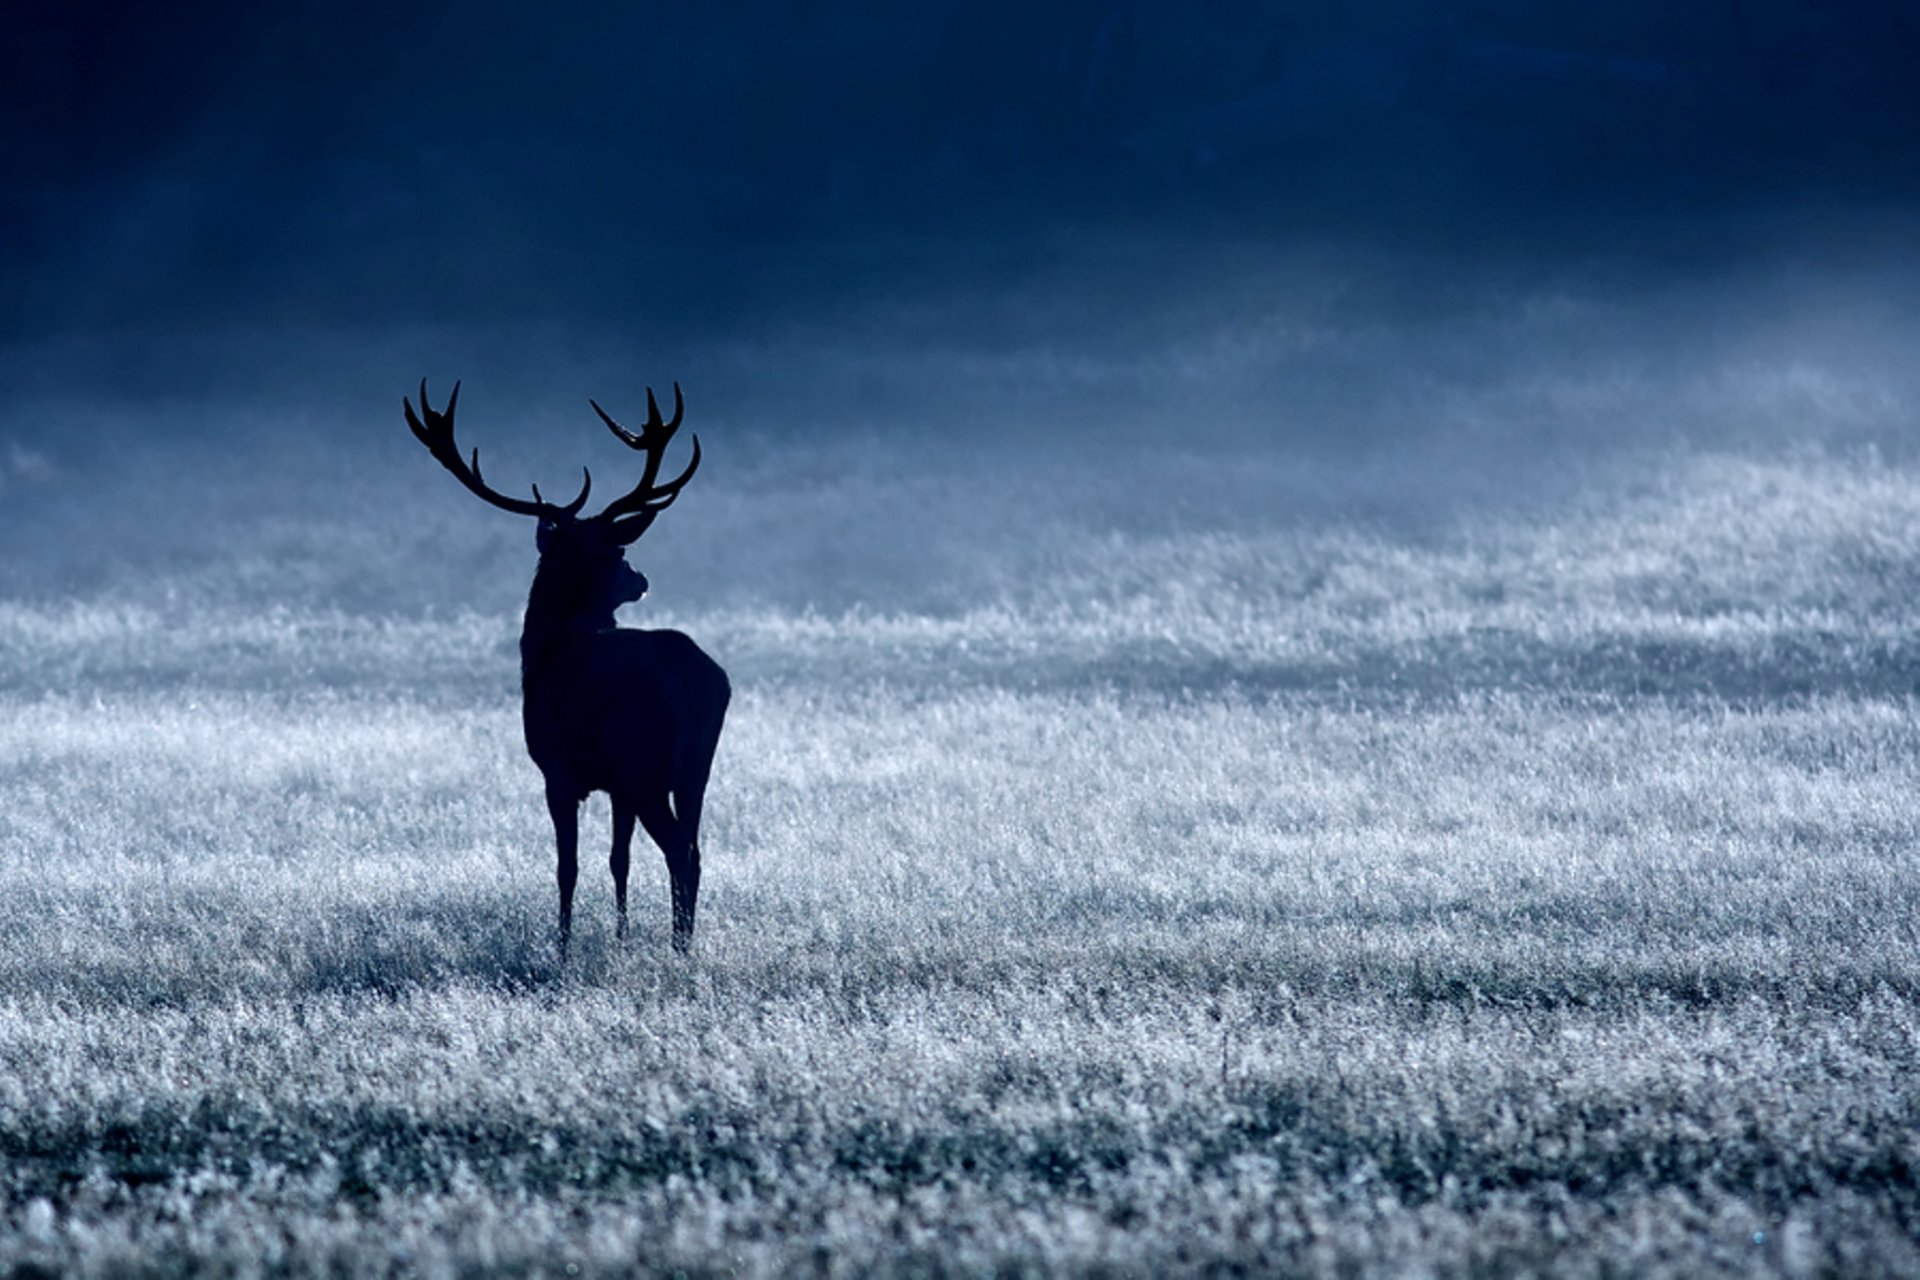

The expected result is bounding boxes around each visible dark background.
[7,1,1917,343]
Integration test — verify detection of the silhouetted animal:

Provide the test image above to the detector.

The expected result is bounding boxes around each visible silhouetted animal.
[405,380,729,956]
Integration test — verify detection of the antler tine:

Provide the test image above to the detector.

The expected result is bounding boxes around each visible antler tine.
[589,382,701,540]
[531,468,594,517]
[403,379,573,520]
[590,398,643,449]
[591,382,685,492]
[649,382,685,431]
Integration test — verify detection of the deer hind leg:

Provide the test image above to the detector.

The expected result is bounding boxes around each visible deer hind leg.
[546,787,580,960]
[662,717,722,954]
[610,802,635,941]
[669,787,705,955]
[634,791,697,953]
[665,734,717,954]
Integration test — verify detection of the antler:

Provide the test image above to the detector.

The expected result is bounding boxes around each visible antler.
[587,382,702,544]
[404,380,590,520]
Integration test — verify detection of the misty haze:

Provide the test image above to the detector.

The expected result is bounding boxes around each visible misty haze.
[3,4,1919,1277]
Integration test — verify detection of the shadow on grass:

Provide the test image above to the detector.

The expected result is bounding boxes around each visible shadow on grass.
[294,895,712,998]
[0,891,675,1006]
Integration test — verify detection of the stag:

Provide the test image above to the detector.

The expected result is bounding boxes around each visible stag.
[404,380,729,956]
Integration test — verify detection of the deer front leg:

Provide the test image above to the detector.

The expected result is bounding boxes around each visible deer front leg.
[547,787,579,959]
[610,803,635,941]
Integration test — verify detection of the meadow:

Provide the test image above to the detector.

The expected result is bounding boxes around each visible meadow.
[2,270,1919,1275]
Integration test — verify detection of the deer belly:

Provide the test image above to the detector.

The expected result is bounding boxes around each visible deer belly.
[525,700,678,799]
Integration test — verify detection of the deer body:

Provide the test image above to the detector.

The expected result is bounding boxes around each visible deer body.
[524,628,728,803]
[406,379,727,955]
[524,622,729,952]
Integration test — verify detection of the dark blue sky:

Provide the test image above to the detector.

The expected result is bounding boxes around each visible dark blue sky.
[6,1,1918,344]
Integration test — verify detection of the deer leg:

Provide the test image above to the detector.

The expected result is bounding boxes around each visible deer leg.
[668,839,701,955]
[547,787,579,959]
[634,793,692,953]
[667,786,707,954]
[610,802,635,942]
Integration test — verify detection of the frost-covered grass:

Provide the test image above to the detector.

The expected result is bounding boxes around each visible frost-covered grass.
[2,422,1920,1274]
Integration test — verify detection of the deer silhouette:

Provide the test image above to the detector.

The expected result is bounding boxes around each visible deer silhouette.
[405,380,729,956]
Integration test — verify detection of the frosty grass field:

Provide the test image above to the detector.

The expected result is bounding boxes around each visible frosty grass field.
[2,310,1919,1274]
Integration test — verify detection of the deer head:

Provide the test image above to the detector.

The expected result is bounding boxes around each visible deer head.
[403,379,702,625]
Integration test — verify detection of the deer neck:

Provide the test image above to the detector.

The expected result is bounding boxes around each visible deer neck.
[519,563,617,685]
